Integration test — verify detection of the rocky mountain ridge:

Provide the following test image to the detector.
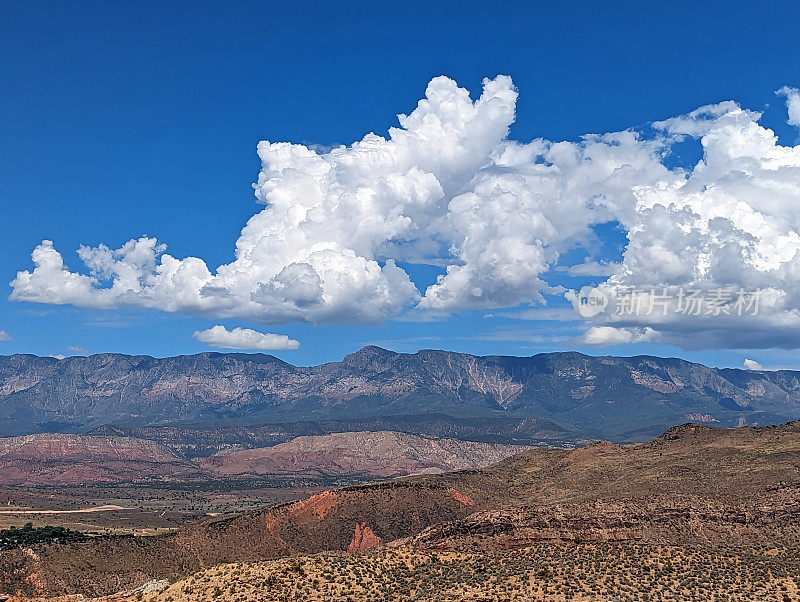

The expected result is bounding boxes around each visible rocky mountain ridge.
[1,347,799,441]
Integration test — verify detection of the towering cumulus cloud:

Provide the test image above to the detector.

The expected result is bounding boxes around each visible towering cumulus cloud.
[10,76,800,347]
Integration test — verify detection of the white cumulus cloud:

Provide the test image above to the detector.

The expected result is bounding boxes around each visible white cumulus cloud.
[9,76,800,349]
[578,98,800,349]
[193,325,299,350]
[8,76,667,323]
[0,331,11,342]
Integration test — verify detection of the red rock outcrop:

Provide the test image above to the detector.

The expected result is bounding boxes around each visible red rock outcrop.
[347,522,383,552]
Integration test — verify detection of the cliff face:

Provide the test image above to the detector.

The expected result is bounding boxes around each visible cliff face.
[1,347,800,440]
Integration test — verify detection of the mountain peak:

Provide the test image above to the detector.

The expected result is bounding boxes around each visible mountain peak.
[341,346,398,367]
[352,345,394,356]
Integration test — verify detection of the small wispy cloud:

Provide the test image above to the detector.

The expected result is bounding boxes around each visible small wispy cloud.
[466,329,569,343]
[361,336,442,349]
[0,331,12,341]
[497,308,578,322]
[554,260,620,277]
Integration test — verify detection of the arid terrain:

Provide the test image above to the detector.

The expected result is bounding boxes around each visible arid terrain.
[0,484,314,535]
[0,430,524,535]
[0,421,798,599]
[142,544,800,601]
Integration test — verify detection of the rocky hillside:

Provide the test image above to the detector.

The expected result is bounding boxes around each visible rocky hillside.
[142,543,800,602]
[0,431,524,486]
[198,431,526,478]
[2,421,798,598]
[2,347,800,440]
[0,433,199,486]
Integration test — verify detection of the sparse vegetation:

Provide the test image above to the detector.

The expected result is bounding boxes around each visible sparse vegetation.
[2,420,800,599]
[146,543,800,601]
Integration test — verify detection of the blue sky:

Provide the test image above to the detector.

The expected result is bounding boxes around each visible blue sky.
[2,1,800,367]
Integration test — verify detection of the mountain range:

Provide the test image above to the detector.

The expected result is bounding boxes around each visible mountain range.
[2,347,800,441]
